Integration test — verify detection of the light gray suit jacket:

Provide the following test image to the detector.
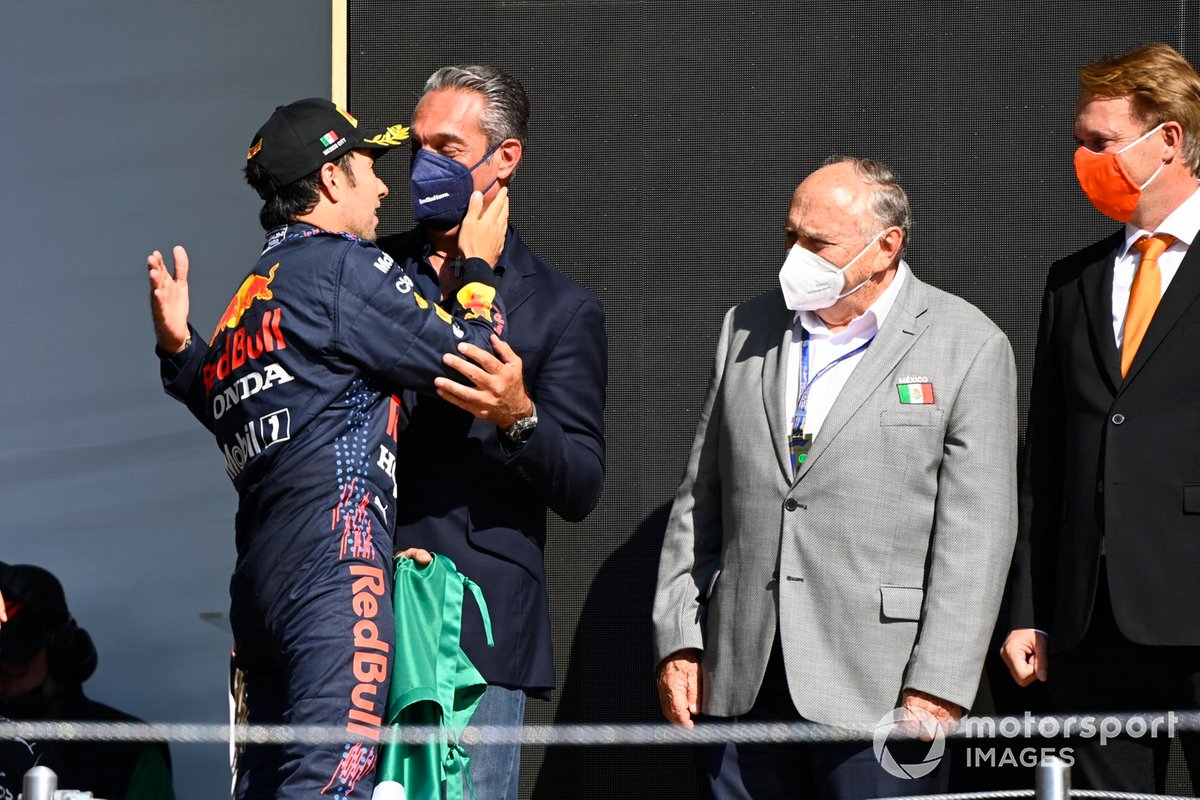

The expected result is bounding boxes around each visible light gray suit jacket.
[652,270,1018,726]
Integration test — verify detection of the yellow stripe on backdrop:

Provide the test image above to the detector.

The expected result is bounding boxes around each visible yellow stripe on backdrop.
[331,0,347,106]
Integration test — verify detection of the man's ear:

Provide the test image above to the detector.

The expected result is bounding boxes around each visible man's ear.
[494,138,523,182]
[879,225,905,260]
[318,160,345,201]
[1161,120,1185,163]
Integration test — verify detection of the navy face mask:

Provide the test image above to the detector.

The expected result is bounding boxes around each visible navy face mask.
[409,146,500,231]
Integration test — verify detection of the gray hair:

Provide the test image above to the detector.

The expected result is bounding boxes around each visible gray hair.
[823,155,911,254]
[422,64,530,149]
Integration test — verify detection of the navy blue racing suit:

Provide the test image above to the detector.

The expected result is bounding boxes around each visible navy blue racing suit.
[159,224,505,799]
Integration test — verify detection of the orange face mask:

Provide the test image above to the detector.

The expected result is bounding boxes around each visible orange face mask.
[1073,123,1165,222]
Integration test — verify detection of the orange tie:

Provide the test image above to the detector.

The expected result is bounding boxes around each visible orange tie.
[1121,233,1176,377]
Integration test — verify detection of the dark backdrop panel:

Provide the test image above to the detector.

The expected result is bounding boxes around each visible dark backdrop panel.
[348,4,1198,798]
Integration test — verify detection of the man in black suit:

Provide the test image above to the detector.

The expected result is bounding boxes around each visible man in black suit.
[378,64,607,800]
[1003,43,1200,792]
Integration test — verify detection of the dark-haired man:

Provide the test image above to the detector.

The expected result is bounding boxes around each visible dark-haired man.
[147,97,509,798]
[0,562,175,799]
[379,65,608,799]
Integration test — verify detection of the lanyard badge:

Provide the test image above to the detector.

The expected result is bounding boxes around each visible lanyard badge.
[788,329,874,475]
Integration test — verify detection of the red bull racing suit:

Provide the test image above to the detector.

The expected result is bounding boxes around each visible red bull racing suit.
[158,224,505,799]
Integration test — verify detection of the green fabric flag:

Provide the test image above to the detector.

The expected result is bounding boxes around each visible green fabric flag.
[374,553,492,800]
[124,743,176,800]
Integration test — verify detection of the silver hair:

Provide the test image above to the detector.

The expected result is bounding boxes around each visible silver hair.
[823,155,911,254]
[422,64,530,149]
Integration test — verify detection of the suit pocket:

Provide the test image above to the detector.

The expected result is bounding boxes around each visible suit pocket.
[880,585,924,621]
[465,522,545,581]
[880,408,944,427]
[705,567,722,600]
[1183,484,1200,513]
[697,567,721,627]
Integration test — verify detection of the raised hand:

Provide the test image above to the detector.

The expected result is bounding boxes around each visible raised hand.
[147,245,192,353]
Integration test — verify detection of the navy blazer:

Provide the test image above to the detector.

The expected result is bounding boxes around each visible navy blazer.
[1010,231,1200,649]
[378,225,608,694]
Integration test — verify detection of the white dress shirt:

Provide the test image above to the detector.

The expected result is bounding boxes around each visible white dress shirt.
[1112,183,1200,346]
[784,261,909,441]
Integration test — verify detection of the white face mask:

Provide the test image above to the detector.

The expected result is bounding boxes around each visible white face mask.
[778,231,884,311]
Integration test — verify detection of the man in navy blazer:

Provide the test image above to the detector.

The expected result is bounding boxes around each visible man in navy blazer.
[1003,44,1200,792]
[378,64,607,800]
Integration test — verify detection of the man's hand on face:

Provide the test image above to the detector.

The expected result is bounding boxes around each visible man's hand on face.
[434,336,533,429]
[147,245,192,353]
[457,187,509,267]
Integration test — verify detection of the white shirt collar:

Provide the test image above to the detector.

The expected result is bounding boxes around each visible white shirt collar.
[1119,182,1200,259]
[796,260,910,338]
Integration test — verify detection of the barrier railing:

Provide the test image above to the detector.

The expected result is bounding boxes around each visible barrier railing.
[2,710,1197,746]
[6,711,1197,799]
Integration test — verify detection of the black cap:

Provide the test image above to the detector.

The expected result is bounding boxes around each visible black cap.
[246,97,409,194]
[0,563,72,665]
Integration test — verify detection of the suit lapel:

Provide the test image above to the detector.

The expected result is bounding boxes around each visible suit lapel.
[497,227,538,315]
[1079,239,1123,392]
[795,274,930,483]
[1122,240,1200,386]
[761,297,799,481]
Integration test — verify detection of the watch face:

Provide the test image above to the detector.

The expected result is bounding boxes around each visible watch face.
[506,415,537,443]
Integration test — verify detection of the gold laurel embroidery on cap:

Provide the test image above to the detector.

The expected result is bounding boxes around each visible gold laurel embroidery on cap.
[247,138,263,160]
[364,124,411,146]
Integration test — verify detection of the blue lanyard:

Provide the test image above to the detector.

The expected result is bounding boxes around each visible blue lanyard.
[787,326,873,470]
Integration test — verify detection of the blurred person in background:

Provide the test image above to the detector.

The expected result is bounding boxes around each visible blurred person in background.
[0,562,174,799]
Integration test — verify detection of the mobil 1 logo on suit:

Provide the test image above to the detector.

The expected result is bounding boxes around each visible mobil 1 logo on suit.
[222,408,292,480]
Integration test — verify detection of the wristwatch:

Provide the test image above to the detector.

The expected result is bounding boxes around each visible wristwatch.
[503,405,538,444]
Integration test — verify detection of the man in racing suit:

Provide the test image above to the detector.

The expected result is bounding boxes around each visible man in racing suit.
[146,97,509,799]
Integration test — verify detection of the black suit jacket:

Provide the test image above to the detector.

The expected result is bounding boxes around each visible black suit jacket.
[377,225,607,694]
[1010,230,1200,649]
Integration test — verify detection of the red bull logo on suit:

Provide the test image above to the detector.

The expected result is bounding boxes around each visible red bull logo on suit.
[211,263,281,343]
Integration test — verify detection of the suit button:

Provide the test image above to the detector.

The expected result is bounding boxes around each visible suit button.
[1097,481,1104,493]
[784,498,798,511]
[1112,414,1125,425]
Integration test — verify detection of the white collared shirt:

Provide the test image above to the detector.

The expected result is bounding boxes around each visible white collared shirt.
[784,261,909,439]
[1111,183,1200,346]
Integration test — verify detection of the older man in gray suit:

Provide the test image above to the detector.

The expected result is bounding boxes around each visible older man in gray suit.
[653,157,1018,799]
